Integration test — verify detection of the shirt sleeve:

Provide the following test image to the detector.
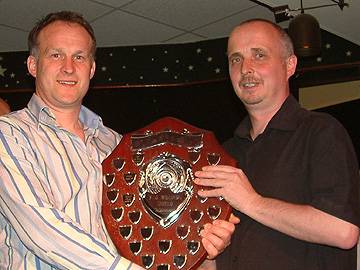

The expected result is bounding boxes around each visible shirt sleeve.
[308,114,360,226]
[0,118,144,270]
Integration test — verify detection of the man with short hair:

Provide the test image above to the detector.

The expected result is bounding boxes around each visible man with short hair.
[195,19,360,270]
[0,11,236,269]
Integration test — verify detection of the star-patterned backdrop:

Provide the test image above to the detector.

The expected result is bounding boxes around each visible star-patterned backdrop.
[1,29,360,163]
[0,29,359,91]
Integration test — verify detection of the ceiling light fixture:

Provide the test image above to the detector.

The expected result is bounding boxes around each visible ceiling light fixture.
[250,0,349,57]
[250,0,348,23]
[288,0,321,57]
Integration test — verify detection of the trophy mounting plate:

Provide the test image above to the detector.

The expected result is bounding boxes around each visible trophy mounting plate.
[102,117,236,270]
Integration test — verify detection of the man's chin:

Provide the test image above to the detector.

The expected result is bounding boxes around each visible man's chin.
[242,97,263,106]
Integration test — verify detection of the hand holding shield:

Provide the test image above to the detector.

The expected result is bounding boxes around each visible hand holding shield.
[102,117,236,270]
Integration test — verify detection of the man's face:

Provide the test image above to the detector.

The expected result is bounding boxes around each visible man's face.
[227,22,296,111]
[27,21,95,111]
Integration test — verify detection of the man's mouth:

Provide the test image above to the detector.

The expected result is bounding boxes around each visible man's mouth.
[57,80,77,86]
[239,76,261,88]
[241,82,257,88]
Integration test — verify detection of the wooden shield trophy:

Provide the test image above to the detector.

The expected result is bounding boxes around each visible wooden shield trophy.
[102,117,235,270]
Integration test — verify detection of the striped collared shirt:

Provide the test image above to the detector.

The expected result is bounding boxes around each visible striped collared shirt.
[0,94,143,269]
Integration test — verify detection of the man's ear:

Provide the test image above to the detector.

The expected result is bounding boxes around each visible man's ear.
[286,54,297,79]
[27,56,37,78]
[89,60,96,79]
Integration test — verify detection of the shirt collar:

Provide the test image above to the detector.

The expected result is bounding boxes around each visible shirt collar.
[235,95,303,139]
[27,93,102,131]
[266,94,302,131]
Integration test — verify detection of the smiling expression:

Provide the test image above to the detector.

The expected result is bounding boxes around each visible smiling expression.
[227,21,297,111]
[27,21,96,112]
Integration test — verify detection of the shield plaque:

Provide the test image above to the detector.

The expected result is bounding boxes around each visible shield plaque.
[102,117,236,270]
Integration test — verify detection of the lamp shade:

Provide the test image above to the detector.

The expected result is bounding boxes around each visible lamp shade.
[288,13,321,57]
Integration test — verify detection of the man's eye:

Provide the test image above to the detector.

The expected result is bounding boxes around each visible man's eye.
[255,53,265,59]
[51,53,61,58]
[230,57,241,64]
[74,55,85,61]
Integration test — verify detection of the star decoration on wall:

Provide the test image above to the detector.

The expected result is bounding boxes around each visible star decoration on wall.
[0,29,359,90]
[0,65,7,77]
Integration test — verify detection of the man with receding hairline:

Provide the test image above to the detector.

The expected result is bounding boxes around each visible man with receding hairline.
[195,19,360,269]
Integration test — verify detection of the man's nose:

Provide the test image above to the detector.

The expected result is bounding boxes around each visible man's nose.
[241,58,253,75]
[61,57,75,74]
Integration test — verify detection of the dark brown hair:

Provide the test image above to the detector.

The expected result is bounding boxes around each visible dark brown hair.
[28,11,96,58]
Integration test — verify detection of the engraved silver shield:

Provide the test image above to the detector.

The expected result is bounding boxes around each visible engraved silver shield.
[139,152,193,228]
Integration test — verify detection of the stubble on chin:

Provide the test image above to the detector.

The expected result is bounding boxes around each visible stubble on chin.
[243,96,263,106]
[237,89,263,106]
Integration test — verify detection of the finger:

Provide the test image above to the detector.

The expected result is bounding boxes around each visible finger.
[201,231,226,259]
[212,219,237,233]
[195,169,235,184]
[194,170,217,179]
[228,213,240,224]
[201,237,218,259]
[202,223,232,251]
[196,168,240,180]
[200,224,227,259]
[211,220,236,238]
[202,165,240,173]
[195,169,232,179]
[194,177,227,188]
[197,187,223,198]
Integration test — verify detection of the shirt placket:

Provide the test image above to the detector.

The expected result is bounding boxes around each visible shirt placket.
[85,134,108,242]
